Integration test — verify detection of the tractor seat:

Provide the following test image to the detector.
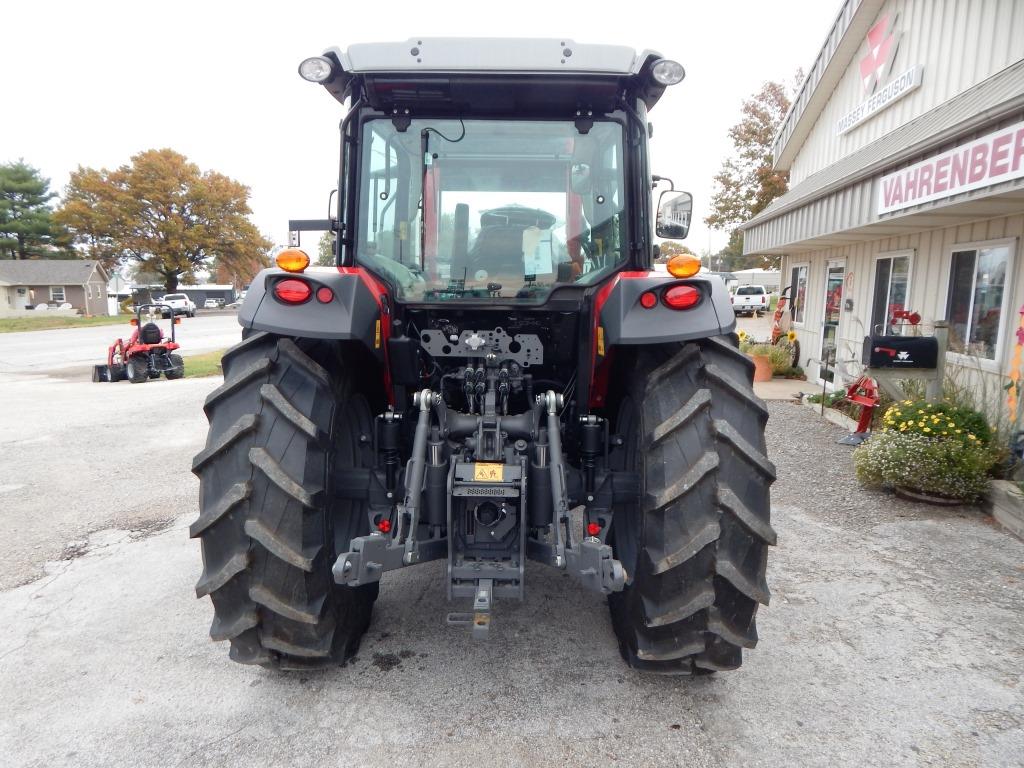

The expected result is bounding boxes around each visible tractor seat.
[140,322,163,345]
[466,226,526,281]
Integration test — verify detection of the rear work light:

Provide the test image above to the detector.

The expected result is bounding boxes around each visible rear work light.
[662,284,701,310]
[274,278,312,304]
[639,291,658,309]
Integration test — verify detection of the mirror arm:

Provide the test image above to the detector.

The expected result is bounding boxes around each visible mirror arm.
[652,174,675,191]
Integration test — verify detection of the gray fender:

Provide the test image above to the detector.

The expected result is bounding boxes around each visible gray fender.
[239,266,383,345]
[598,273,736,346]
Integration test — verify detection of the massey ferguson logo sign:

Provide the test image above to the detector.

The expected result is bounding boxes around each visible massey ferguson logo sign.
[859,14,900,94]
[836,13,922,136]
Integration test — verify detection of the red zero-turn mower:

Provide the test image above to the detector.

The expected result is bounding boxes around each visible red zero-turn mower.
[92,303,185,383]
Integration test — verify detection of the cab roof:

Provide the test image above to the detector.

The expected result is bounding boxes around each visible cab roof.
[316,38,673,113]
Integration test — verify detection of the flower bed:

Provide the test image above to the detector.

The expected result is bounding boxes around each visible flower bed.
[854,400,999,503]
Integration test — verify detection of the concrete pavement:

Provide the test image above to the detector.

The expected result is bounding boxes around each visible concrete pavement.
[1,371,1022,767]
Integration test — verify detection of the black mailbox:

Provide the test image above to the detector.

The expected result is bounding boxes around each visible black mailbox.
[862,335,939,369]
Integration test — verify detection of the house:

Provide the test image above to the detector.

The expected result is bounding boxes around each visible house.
[740,0,1024,405]
[0,260,111,317]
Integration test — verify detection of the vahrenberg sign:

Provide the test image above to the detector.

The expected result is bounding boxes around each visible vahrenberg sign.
[878,119,1024,215]
[836,65,923,135]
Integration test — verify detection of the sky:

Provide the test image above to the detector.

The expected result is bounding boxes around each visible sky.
[1,0,841,258]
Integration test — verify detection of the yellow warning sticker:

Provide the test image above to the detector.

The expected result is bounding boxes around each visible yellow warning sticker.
[374,319,381,348]
[597,326,605,357]
[473,463,505,482]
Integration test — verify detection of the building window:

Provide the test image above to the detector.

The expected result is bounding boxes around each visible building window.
[945,243,1012,361]
[788,263,808,324]
[49,286,65,303]
[871,252,911,335]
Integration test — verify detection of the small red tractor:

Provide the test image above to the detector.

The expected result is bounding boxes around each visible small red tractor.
[93,303,185,383]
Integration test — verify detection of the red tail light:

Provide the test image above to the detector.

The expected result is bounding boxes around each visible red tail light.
[639,291,657,309]
[662,285,701,310]
[274,278,311,304]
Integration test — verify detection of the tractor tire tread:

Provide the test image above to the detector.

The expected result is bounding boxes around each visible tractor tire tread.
[609,337,774,675]
[192,334,376,669]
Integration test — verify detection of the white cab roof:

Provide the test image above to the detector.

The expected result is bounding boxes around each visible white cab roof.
[326,38,658,76]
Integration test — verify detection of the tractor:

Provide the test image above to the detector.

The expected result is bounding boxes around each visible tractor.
[191,39,775,674]
[93,304,185,383]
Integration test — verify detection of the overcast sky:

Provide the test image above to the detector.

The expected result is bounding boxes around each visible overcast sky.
[2,0,840,257]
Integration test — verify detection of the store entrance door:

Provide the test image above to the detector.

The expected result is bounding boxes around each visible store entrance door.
[819,260,845,384]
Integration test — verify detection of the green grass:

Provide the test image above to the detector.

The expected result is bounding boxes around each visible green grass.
[0,314,133,333]
[183,349,226,378]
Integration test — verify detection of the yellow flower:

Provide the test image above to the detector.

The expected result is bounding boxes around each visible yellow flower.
[737,330,748,341]
[947,422,955,428]
[786,330,798,342]
[968,434,977,441]
[923,427,931,432]
[899,424,907,431]
[918,421,925,427]
[956,429,962,434]
[903,400,912,405]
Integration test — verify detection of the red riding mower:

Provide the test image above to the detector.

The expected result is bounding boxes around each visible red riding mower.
[92,303,185,383]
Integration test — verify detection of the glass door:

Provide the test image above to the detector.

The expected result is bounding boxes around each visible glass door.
[820,260,845,383]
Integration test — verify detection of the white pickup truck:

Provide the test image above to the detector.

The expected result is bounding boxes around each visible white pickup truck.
[731,284,769,317]
[156,293,196,318]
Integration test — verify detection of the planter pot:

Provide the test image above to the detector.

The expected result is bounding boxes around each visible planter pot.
[985,480,1024,540]
[894,485,969,507]
[749,353,773,382]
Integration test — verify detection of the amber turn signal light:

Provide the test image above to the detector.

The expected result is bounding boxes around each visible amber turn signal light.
[666,254,701,278]
[276,248,310,273]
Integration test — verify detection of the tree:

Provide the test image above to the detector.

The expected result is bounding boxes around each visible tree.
[316,231,335,266]
[656,241,696,262]
[0,160,71,260]
[56,149,272,291]
[705,77,800,248]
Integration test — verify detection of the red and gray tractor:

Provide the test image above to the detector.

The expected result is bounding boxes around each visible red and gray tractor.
[93,304,185,383]
[191,39,775,674]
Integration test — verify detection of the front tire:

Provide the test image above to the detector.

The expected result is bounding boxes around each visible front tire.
[191,333,378,668]
[608,338,776,674]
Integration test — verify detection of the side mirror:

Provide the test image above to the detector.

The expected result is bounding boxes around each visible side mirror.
[656,190,692,239]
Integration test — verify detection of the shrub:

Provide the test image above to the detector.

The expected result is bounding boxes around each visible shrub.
[881,400,991,445]
[854,430,997,502]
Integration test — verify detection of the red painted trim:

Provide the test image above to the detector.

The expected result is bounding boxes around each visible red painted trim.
[588,275,621,409]
[338,266,394,404]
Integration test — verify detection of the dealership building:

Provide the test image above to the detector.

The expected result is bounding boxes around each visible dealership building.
[742,0,1024,398]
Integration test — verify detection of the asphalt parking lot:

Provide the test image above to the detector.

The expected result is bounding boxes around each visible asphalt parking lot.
[1,363,1022,767]
[0,312,242,374]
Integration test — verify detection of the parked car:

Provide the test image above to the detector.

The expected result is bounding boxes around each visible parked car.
[156,293,196,318]
[731,284,769,317]
[203,298,220,309]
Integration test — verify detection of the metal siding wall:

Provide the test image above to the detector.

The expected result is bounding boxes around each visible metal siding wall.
[788,213,1024,386]
[789,0,1024,186]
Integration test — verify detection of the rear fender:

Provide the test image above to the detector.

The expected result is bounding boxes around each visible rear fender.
[239,267,385,349]
[597,273,736,347]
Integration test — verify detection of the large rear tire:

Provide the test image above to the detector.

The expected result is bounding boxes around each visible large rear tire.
[127,356,149,383]
[608,337,776,674]
[165,353,185,380]
[191,332,378,668]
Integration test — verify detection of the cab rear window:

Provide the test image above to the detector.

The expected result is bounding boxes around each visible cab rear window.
[736,286,765,295]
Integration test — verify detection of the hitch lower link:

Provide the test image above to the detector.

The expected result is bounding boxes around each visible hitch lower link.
[331,388,627,636]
